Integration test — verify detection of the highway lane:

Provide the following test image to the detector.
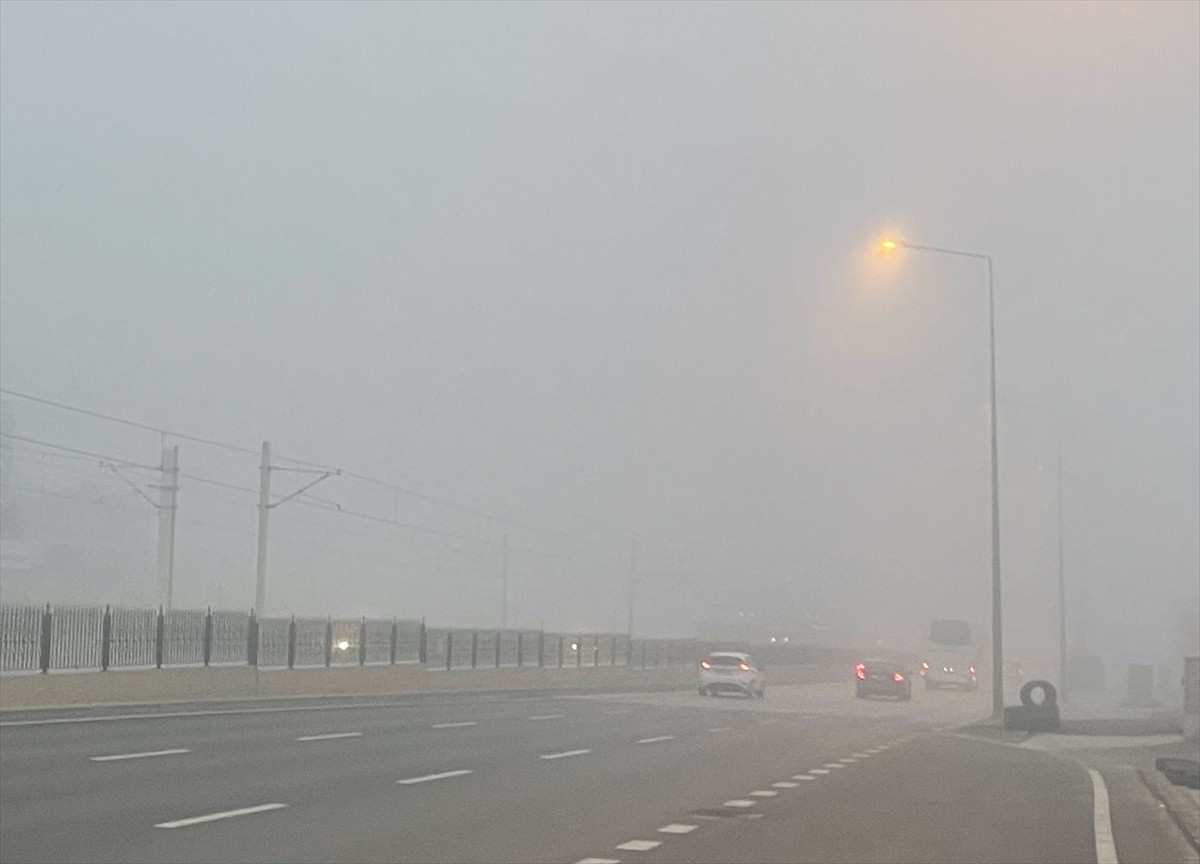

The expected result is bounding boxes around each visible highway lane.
[0,681,1120,863]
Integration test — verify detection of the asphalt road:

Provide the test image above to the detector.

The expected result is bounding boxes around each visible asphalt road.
[0,680,1173,863]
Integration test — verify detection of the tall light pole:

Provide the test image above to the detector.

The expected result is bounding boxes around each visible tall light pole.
[1054,414,1067,703]
[881,238,1004,716]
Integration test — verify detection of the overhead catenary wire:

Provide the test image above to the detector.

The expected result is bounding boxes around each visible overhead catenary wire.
[0,433,161,472]
[0,387,610,547]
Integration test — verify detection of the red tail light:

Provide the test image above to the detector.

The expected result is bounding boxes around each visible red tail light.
[892,672,905,683]
[739,662,752,672]
[855,663,866,680]
[700,661,711,670]
[969,666,977,675]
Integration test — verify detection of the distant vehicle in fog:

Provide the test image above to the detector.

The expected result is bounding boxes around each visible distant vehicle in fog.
[920,618,981,691]
[699,652,766,699]
[855,658,913,701]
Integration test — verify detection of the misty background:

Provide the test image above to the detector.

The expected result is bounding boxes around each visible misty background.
[1,2,1197,675]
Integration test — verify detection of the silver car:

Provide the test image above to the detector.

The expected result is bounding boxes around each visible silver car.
[699,652,765,698]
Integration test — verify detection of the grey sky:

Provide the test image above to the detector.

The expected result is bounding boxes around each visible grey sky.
[1,2,1197,670]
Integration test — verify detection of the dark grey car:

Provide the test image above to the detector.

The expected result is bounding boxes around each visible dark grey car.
[855,659,913,701]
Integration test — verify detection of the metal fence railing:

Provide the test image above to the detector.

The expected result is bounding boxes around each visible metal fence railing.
[0,605,42,672]
[0,603,698,676]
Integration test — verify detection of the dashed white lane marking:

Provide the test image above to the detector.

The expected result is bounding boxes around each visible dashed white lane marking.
[576,858,621,864]
[540,749,592,760]
[0,693,509,728]
[431,721,478,729]
[772,781,799,788]
[707,727,732,733]
[1088,769,1120,864]
[723,799,757,808]
[809,769,831,775]
[616,840,662,852]
[750,790,778,797]
[838,757,858,763]
[155,803,287,829]
[658,824,698,834]
[90,748,190,762]
[529,714,566,721]
[853,752,872,758]
[823,763,846,769]
[865,748,883,754]
[877,745,891,751]
[396,769,473,785]
[294,732,362,741]
[603,709,630,715]
[792,774,818,780]
[636,736,674,744]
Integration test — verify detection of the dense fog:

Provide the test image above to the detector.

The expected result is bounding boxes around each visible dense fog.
[2,2,1197,680]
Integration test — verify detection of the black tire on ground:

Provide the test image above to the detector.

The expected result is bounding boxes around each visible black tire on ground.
[1019,679,1058,709]
[757,688,766,699]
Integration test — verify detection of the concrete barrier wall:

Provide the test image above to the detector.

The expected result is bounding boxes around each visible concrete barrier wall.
[0,661,840,711]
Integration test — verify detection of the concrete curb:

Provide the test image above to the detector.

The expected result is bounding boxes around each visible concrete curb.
[1139,768,1200,852]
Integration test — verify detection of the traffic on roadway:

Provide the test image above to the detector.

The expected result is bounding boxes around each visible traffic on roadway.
[1,678,1172,864]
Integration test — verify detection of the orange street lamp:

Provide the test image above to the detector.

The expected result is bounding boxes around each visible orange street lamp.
[878,236,1004,717]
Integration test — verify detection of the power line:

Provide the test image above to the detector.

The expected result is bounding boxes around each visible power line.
[0,433,160,472]
[0,387,261,457]
[1,387,616,552]
[176,472,260,496]
[293,496,498,548]
[7,484,157,516]
[337,470,603,547]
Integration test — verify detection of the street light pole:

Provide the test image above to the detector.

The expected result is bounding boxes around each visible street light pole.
[884,240,1004,716]
[986,254,1004,718]
[1055,414,1067,703]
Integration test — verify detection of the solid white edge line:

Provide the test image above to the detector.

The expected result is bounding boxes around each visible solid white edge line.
[635,735,674,744]
[1088,769,1120,864]
[540,749,592,760]
[615,840,662,851]
[294,732,362,741]
[396,769,473,785]
[431,721,478,729]
[90,748,190,762]
[155,803,287,829]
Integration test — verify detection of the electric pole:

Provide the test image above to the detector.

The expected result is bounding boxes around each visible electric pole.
[627,536,637,637]
[156,446,179,611]
[255,441,271,615]
[501,533,510,628]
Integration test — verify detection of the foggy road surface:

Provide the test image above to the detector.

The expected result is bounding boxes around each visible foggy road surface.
[0,682,1169,863]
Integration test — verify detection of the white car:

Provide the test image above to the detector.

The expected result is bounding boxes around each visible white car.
[698,652,765,698]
